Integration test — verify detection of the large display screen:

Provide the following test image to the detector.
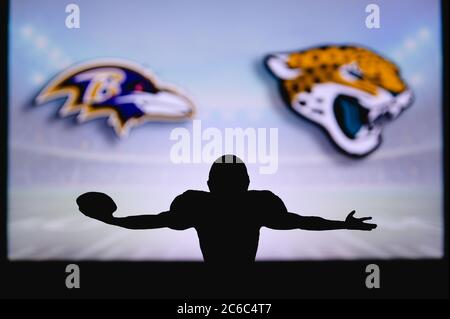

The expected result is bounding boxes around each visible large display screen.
[8,0,443,261]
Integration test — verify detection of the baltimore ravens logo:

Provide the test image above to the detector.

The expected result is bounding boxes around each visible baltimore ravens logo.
[36,59,196,137]
[265,45,414,157]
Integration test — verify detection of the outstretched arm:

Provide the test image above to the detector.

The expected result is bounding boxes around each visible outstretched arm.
[100,211,178,230]
[82,210,192,230]
[265,210,377,231]
[76,192,192,230]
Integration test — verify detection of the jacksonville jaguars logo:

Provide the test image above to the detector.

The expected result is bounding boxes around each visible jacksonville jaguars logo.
[36,59,196,137]
[265,45,414,157]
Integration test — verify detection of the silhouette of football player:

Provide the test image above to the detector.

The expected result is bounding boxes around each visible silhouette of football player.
[77,155,377,263]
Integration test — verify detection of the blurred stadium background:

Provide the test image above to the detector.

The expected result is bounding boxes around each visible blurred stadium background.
[8,0,443,260]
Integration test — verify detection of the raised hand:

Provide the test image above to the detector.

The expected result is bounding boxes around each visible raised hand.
[344,210,377,231]
[76,192,117,222]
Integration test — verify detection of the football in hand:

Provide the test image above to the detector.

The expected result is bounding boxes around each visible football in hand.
[76,192,117,221]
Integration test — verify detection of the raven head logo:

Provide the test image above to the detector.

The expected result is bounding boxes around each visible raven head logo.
[36,59,196,136]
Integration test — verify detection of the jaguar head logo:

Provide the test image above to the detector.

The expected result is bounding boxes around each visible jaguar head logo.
[265,45,414,156]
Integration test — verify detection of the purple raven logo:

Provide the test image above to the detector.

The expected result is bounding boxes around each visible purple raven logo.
[35,59,196,137]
